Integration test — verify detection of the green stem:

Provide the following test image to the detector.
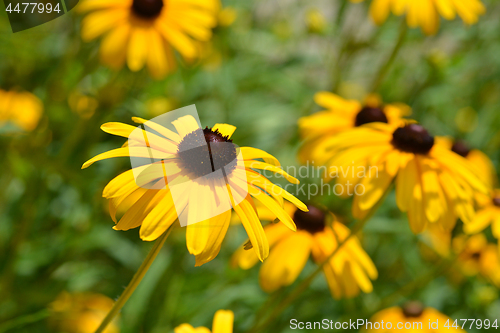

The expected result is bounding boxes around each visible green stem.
[93,229,171,333]
[0,309,49,333]
[371,19,408,92]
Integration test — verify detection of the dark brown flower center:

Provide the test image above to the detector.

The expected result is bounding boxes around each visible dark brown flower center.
[355,106,388,127]
[451,141,470,158]
[132,0,164,18]
[177,127,237,179]
[493,197,500,207]
[471,252,482,260]
[402,301,424,318]
[391,124,435,155]
[293,205,326,234]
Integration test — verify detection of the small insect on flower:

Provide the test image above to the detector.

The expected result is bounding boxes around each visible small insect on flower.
[364,301,464,332]
[175,310,233,333]
[298,92,410,166]
[78,0,220,79]
[352,0,486,35]
[232,202,377,299]
[82,112,307,266]
[49,292,119,333]
[0,89,43,132]
[318,122,487,233]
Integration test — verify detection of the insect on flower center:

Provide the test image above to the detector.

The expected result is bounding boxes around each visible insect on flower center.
[391,124,435,155]
[132,0,164,18]
[293,205,326,234]
[493,197,500,207]
[451,141,470,158]
[402,301,424,318]
[177,127,238,179]
[355,106,388,127]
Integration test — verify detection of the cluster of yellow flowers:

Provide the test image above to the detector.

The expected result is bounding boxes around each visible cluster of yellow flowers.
[5,0,495,332]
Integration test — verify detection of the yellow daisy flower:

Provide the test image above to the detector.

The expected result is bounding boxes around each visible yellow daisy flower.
[78,0,220,79]
[0,89,43,131]
[49,292,119,333]
[453,234,500,287]
[82,115,307,266]
[321,122,486,233]
[463,190,500,242]
[365,302,464,332]
[174,310,233,333]
[298,92,410,165]
[232,202,378,299]
[353,0,486,35]
[439,138,497,189]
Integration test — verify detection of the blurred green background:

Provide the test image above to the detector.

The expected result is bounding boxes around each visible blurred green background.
[0,0,500,332]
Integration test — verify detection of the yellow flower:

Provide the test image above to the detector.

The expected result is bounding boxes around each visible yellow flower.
[49,292,119,333]
[321,122,486,233]
[365,302,464,332]
[218,7,237,27]
[78,0,220,79]
[306,8,327,34]
[0,89,43,131]
[298,92,410,165]
[82,115,307,266]
[453,234,500,287]
[463,190,500,244]
[175,310,233,333]
[232,202,377,299]
[438,138,497,190]
[353,0,486,35]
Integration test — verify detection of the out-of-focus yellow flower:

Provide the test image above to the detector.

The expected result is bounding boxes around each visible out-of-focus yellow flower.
[69,91,99,119]
[352,0,485,35]
[437,137,497,190]
[306,8,327,34]
[421,222,452,257]
[49,291,119,333]
[365,302,464,332]
[218,7,237,27]
[463,190,500,246]
[453,234,500,287]
[232,202,377,299]
[316,122,487,233]
[78,0,220,79]
[145,97,177,118]
[298,92,410,165]
[455,107,478,133]
[174,310,233,333]
[82,115,307,266]
[0,89,43,131]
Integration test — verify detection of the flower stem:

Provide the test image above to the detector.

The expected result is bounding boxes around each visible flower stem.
[93,229,171,333]
[371,19,408,92]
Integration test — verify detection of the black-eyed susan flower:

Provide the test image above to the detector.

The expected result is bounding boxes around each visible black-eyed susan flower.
[352,0,485,35]
[0,89,43,131]
[78,0,220,79]
[175,310,233,333]
[49,292,119,333]
[464,190,500,241]
[232,202,377,299]
[439,138,497,189]
[82,114,307,266]
[321,122,486,233]
[364,302,464,332]
[453,234,500,287]
[298,92,410,165]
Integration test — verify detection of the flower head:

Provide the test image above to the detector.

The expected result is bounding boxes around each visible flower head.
[83,114,307,266]
[365,302,464,332]
[175,310,233,333]
[78,0,220,78]
[232,202,377,299]
[353,0,486,35]
[49,292,119,333]
[320,122,486,233]
[0,89,43,131]
[298,92,410,165]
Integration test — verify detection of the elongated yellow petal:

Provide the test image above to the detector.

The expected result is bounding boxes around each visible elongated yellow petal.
[212,310,234,333]
[212,123,236,138]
